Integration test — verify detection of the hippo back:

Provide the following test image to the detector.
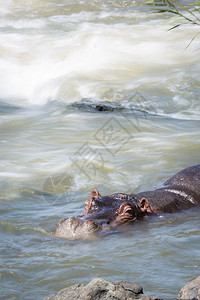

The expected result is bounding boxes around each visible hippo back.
[164,165,200,200]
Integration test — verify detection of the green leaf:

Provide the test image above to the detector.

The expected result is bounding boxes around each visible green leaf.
[167,24,181,31]
[185,31,200,50]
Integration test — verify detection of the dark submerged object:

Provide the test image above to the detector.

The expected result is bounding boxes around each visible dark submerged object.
[55,165,200,239]
[70,98,151,116]
[71,99,125,112]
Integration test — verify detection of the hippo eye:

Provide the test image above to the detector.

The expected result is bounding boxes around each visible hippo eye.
[125,208,133,214]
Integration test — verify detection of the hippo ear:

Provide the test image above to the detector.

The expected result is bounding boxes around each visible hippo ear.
[138,197,150,213]
[84,189,101,209]
[83,189,101,216]
[90,188,101,199]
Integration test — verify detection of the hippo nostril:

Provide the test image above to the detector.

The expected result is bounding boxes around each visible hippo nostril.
[87,220,94,224]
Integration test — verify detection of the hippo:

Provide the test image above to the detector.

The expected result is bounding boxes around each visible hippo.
[55,165,200,239]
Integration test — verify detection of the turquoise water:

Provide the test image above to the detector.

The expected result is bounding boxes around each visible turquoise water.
[0,1,200,299]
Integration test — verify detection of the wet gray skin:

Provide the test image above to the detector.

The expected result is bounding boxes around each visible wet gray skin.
[54,165,200,239]
[54,193,144,240]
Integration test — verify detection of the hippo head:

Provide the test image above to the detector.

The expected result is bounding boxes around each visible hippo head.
[55,189,150,240]
[82,189,145,226]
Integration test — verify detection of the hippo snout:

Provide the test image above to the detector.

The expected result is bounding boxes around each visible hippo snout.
[55,217,101,240]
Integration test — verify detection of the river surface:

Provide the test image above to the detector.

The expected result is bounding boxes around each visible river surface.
[0,1,200,299]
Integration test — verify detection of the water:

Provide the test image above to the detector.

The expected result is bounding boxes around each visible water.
[0,1,200,299]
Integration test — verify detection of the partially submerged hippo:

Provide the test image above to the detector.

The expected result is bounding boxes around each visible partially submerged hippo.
[55,165,200,239]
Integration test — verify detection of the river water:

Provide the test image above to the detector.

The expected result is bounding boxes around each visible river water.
[0,1,200,299]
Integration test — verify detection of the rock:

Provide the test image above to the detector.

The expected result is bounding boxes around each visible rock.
[71,100,125,112]
[44,278,163,300]
[177,276,200,300]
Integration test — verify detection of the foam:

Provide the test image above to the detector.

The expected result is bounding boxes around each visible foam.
[0,5,199,119]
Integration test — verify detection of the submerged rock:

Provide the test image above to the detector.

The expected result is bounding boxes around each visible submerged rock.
[71,99,125,112]
[44,278,163,300]
[177,276,200,300]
